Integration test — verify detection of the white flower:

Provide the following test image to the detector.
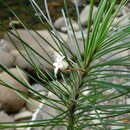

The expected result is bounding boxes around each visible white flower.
[53,52,68,76]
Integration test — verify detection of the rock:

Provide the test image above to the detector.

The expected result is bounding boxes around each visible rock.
[3,29,87,71]
[10,50,32,69]
[128,2,130,8]
[4,28,86,59]
[120,49,129,57]
[26,98,41,112]
[115,5,130,17]
[0,68,28,113]
[28,102,65,130]
[0,111,14,121]
[110,126,124,129]
[27,91,66,130]
[4,29,68,52]
[26,85,48,112]
[54,17,80,32]
[27,103,45,130]
[4,29,69,70]
[80,5,98,26]
[14,111,32,121]
[26,83,48,112]
[70,30,87,40]
[0,103,2,110]
[19,107,27,112]
[31,84,48,92]
[15,123,28,130]
[113,16,130,27]
[66,34,84,55]
[0,39,9,52]
[0,50,15,71]
[0,111,14,130]
[70,0,81,5]
[11,49,53,70]
[122,6,130,15]
[126,98,130,104]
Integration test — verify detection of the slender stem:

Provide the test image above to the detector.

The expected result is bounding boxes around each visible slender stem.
[68,102,76,130]
[67,72,84,129]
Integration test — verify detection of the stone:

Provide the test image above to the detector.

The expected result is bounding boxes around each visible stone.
[0,39,9,52]
[70,0,81,5]
[27,91,66,130]
[60,24,79,32]
[0,50,15,71]
[0,111,14,122]
[26,98,41,112]
[4,29,69,70]
[0,103,2,110]
[10,50,32,69]
[0,68,28,113]
[122,6,130,15]
[128,2,130,8]
[126,98,130,104]
[4,29,68,52]
[0,111,14,130]
[3,29,87,72]
[66,34,84,56]
[113,16,130,27]
[26,86,48,112]
[114,5,130,17]
[19,107,27,112]
[4,28,86,59]
[54,17,80,32]
[15,123,28,130]
[28,103,65,130]
[116,6,123,17]
[31,84,48,92]
[80,5,98,26]
[70,29,87,40]
[14,111,32,121]
[110,126,124,129]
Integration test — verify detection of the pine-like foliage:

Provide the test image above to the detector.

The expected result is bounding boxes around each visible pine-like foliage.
[0,0,130,129]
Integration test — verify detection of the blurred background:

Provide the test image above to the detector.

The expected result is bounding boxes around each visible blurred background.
[0,0,87,38]
[0,1,129,129]
[0,0,129,38]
